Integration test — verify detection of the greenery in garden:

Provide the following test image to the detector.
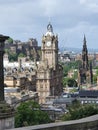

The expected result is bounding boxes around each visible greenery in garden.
[63,77,78,87]
[4,50,26,62]
[18,53,26,57]
[62,60,80,88]
[7,37,13,44]
[61,100,98,121]
[15,100,52,128]
[62,60,81,77]
[8,53,18,62]
[62,59,98,87]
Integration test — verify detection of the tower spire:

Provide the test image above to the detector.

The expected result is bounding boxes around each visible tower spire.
[83,34,86,45]
[82,35,89,70]
[78,35,93,87]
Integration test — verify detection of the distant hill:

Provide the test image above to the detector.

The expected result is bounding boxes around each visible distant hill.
[59,47,98,53]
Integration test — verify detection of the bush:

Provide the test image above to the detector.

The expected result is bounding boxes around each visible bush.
[15,100,52,127]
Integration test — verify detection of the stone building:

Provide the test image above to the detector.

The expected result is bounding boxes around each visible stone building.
[36,23,63,104]
[5,38,41,61]
[4,67,36,91]
[78,35,93,88]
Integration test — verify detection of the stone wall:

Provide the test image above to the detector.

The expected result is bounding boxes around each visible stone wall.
[7,114,98,130]
[0,117,14,130]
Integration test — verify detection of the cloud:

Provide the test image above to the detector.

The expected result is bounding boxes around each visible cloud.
[0,0,98,49]
[79,0,98,13]
[59,21,98,48]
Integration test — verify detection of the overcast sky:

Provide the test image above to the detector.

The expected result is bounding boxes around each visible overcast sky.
[0,0,98,49]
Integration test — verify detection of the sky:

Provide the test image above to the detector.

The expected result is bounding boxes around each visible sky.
[0,0,98,49]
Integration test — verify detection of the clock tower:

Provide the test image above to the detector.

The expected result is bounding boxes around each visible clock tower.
[41,23,58,70]
[36,23,63,104]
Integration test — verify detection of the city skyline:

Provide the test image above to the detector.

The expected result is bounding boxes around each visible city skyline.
[0,0,98,49]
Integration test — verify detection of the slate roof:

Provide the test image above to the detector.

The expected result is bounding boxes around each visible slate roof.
[79,90,98,98]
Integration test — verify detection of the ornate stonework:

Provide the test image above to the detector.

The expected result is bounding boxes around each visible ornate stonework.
[36,23,63,104]
[78,35,93,88]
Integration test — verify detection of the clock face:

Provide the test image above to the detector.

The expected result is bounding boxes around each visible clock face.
[46,41,51,46]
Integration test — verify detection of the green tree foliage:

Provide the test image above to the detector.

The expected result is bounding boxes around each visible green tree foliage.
[67,78,77,87]
[63,60,81,77]
[15,100,52,128]
[63,65,70,77]
[61,103,98,121]
[62,77,68,87]
[71,99,81,109]
[5,49,9,54]
[9,53,18,61]
[9,52,26,61]
[96,69,98,76]
[93,75,97,84]
[72,71,78,80]
[70,105,98,120]
[7,37,13,44]
[62,77,77,87]
[18,53,26,57]
[94,66,98,69]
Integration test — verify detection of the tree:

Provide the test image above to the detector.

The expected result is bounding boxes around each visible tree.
[9,53,18,61]
[67,78,78,87]
[93,75,97,84]
[18,53,26,57]
[62,60,81,77]
[15,100,52,128]
[62,77,78,88]
[62,77,68,87]
[72,70,78,80]
[96,69,98,76]
[63,65,70,77]
[4,48,9,54]
[61,104,98,121]
[7,37,13,44]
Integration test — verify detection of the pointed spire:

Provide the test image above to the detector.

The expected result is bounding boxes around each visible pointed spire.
[83,34,87,50]
[83,34,86,45]
[82,34,89,70]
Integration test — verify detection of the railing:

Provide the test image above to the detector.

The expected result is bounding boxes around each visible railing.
[7,114,98,130]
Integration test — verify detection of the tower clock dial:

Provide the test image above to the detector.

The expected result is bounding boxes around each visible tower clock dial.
[46,41,51,46]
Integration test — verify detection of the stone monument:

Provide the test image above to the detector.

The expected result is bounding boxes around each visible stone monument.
[78,35,93,88]
[0,35,15,129]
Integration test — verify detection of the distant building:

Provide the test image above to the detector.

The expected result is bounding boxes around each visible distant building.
[4,38,41,61]
[4,24,63,105]
[53,90,98,105]
[4,87,39,105]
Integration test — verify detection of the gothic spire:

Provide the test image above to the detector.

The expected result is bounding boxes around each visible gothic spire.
[82,35,89,70]
[84,34,86,44]
[83,34,87,52]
